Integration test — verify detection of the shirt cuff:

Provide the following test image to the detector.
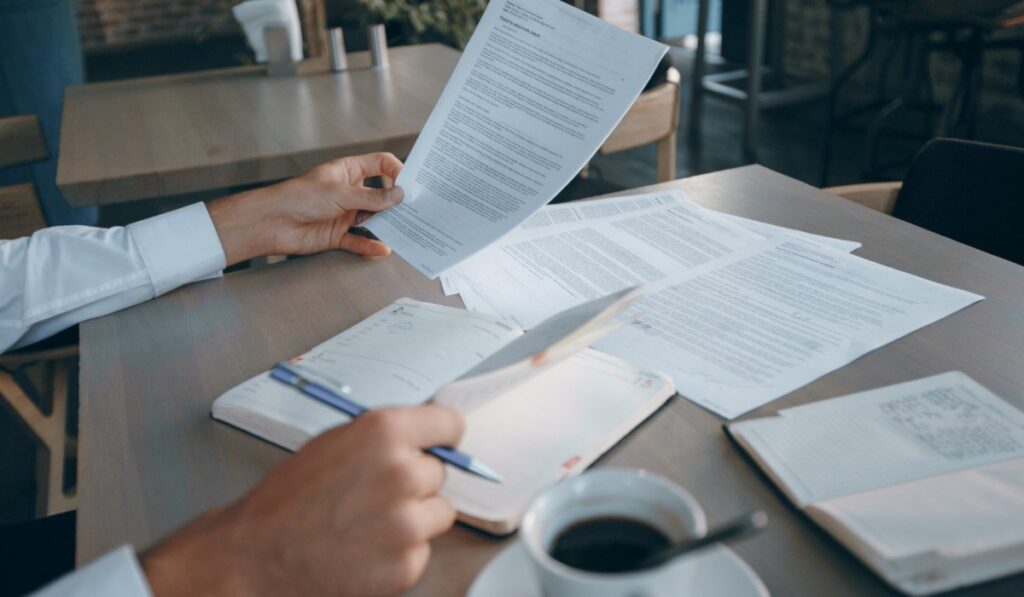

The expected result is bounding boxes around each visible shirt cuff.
[32,545,152,597]
[127,203,227,296]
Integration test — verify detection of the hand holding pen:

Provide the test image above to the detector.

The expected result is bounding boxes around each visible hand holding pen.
[271,363,503,483]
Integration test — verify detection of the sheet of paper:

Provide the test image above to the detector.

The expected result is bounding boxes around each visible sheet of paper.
[598,244,984,419]
[444,348,675,531]
[445,194,765,328]
[731,372,1024,506]
[440,191,861,298]
[213,299,522,445]
[721,212,862,253]
[435,287,639,413]
[364,0,667,278]
[439,192,681,295]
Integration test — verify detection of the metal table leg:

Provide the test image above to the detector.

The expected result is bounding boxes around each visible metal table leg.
[744,0,768,161]
[688,0,712,142]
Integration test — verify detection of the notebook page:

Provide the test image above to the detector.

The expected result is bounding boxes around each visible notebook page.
[730,372,1024,506]
[212,299,522,447]
[807,458,1024,595]
[434,287,640,413]
[442,348,675,533]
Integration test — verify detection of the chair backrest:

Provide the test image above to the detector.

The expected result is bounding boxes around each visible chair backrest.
[0,114,49,238]
[892,138,1024,265]
[600,62,681,182]
[0,184,47,239]
[0,114,49,169]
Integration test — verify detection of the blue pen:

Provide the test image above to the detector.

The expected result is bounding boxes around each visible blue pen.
[270,363,503,483]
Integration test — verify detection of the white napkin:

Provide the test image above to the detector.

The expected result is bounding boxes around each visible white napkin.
[233,0,304,63]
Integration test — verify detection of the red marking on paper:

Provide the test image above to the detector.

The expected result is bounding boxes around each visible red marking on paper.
[562,455,581,470]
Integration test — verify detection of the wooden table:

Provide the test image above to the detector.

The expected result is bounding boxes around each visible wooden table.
[56,44,458,207]
[77,166,1024,595]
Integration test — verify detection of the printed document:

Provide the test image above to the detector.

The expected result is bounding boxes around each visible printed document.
[596,239,984,418]
[441,191,862,302]
[364,0,667,277]
[445,192,764,328]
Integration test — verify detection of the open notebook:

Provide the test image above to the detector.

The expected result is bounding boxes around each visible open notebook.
[212,288,674,534]
[727,372,1024,595]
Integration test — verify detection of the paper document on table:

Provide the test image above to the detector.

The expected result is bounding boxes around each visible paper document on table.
[364,0,668,278]
[721,212,862,253]
[439,192,861,296]
[212,299,521,449]
[441,192,765,327]
[596,239,984,418]
[729,372,1024,506]
[727,373,1024,595]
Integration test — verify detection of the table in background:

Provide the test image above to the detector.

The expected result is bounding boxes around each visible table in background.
[56,44,458,207]
[77,166,1024,595]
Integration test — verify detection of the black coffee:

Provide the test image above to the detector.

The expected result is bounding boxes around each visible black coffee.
[549,516,671,573]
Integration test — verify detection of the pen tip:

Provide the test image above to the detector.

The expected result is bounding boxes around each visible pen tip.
[470,459,503,483]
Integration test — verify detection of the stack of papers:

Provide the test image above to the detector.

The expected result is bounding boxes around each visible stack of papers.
[441,192,982,418]
[346,0,984,421]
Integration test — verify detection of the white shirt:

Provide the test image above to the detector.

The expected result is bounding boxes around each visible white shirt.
[1,202,227,596]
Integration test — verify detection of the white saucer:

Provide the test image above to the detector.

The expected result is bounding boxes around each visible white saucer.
[468,542,770,597]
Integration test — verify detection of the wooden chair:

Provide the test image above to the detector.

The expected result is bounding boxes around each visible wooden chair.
[554,62,681,202]
[824,181,901,214]
[0,113,79,517]
[826,138,1024,266]
[599,64,681,183]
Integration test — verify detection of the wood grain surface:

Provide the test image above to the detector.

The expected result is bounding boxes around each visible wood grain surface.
[57,44,458,206]
[78,166,1024,595]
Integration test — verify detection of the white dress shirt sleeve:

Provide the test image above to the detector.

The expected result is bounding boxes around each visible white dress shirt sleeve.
[31,546,151,597]
[0,202,226,353]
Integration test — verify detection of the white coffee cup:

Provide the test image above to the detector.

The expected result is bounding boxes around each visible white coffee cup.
[520,468,707,597]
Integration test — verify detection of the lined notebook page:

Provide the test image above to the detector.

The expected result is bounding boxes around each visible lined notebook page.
[212,299,522,449]
[443,348,675,534]
[730,372,1024,507]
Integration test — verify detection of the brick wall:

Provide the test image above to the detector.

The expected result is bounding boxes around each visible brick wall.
[76,0,236,52]
[782,0,1023,112]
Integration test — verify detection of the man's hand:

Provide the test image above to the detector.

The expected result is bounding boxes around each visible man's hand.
[140,405,464,597]
[207,152,404,265]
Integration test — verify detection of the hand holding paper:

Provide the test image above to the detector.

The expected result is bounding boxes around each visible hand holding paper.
[365,0,668,277]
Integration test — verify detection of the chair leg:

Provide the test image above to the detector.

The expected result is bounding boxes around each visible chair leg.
[656,131,677,183]
[822,7,880,186]
[0,360,77,518]
[687,0,712,143]
[743,0,768,163]
[864,32,928,179]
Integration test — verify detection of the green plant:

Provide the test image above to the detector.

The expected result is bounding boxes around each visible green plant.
[359,0,488,49]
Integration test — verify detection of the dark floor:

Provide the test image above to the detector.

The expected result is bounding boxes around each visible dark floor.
[3,40,1024,525]
[591,47,1024,192]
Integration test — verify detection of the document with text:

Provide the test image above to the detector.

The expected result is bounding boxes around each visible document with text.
[364,0,667,278]
[441,191,863,303]
[596,239,984,418]
[447,192,765,328]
